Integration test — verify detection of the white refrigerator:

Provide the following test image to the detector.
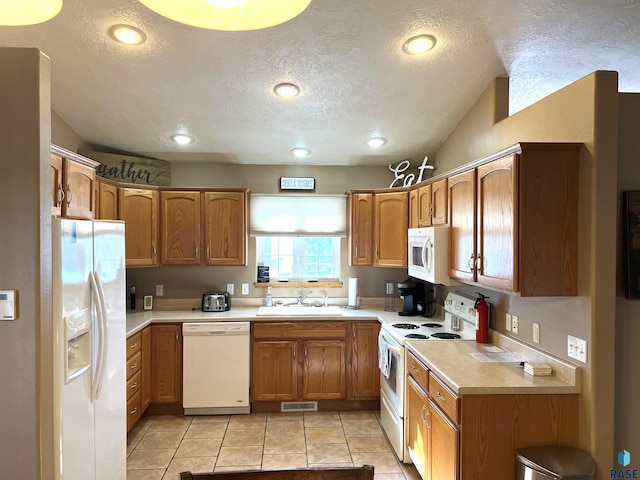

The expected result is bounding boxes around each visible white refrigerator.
[52,218,126,480]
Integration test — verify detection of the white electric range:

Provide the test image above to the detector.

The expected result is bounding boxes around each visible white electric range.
[378,292,482,462]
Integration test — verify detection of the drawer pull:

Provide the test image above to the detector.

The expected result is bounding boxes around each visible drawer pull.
[131,382,138,389]
[411,365,420,373]
[420,404,427,426]
[130,364,138,369]
[130,407,138,415]
[437,391,446,401]
[129,343,138,349]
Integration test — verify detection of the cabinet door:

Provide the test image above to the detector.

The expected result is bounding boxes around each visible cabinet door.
[150,324,182,404]
[373,191,408,267]
[448,170,476,281]
[431,178,448,225]
[161,191,202,265]
[429,398,459,480]
[119,188,159,267]
[477,154,517,291]
[141,326,151,412]
[97,181,118,220]
[406,376,429,479]
[251,340,298,401]
[409,189,419,229]
[203,191,247,266]
[62,159,95,219]
[417,184,432,227]
[349,193,374,266]
[51,154,64,216]
[302,339,346,400]
[349,321,380,399]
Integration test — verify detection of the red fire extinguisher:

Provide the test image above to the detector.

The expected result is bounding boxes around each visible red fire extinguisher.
[474,293,489,343]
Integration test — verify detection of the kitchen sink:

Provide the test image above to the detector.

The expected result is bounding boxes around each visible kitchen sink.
[256,305,344,316]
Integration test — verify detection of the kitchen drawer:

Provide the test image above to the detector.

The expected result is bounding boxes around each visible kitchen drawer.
[127,370,142,400]
[127,332,142,359]
[407,352,429,390]
[253,321,347,339]
[127,351,142,380]
[429,372,459,424]
[127,390,142,432]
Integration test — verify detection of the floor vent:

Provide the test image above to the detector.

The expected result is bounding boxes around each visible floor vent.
[280,401,318,412]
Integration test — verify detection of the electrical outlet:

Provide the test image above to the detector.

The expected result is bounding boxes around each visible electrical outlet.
[155,285,164,296]
[505,313,512,331]
[512,315,519,334]
[568,335,587,363]
[241,283,249,295]
[532,322,540,343]
[227,283,234,295]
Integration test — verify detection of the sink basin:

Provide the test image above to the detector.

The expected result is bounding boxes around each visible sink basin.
[256,305,344,317]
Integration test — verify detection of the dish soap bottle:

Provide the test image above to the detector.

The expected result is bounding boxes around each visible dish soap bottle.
[265,287,273,307]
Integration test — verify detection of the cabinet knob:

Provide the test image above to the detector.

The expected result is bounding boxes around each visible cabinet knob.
[437,391,446,402]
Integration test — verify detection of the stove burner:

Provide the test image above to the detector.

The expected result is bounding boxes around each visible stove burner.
[422,323,443,328]
[430,332,461,339]
[405,333,429,339]
[392,323,420,330]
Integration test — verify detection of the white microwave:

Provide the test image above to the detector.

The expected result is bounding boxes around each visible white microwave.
[408,227,457,285]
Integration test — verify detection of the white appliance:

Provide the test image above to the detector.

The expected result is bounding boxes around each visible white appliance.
[378,292,478,462]
[182,322,251,415]
[52,218,126,480]
[408,227,457,285]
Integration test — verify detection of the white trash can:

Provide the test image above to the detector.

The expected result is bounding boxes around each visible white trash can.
[516,446,595,479]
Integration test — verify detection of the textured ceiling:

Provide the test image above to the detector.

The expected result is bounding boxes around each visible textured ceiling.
[1,0,639,167]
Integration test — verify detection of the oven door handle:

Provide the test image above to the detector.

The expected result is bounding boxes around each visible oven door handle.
[386,345,402,355]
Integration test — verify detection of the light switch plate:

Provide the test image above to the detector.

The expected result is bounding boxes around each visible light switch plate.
[241,283,249,295]
[568,335,587,363]
[505,313,512,331]
[227,283,234,295]
[156,285,164,296]
[532,323,540,343]
[511,315,519,334]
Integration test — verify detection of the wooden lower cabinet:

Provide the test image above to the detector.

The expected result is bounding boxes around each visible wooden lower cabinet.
[252,340,299,401]
[405,352,579,480]
[349,321,380,399]
[150,324,183,404]
[302,339,346,400]
[126,326,152,432]
[140,326,152,412]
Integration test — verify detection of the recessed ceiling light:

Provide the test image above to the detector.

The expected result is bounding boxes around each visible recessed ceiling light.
[171,133,194,145]
[274,83,301,98]
[291,147,310,158]
[108,24,147,45]
[366,137,387,148]
[402,34,437,55]
[0,0,62,26]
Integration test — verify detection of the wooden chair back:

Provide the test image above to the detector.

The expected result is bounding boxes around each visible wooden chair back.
[179,465,374,480]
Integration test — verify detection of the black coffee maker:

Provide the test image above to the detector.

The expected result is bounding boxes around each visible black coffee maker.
[397,278,425,316]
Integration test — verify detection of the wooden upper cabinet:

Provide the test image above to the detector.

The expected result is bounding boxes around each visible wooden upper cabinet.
[96,179,118,220]
[476,154,517,291]
[160,191,202,265]
[62,158,96,219]
[51,154,64,216]
[119,187,159,267]
[373,191,408,267]
[448,169,476,282]
[409,189,419,229]
[203,190,247,266]
[417,184,432,227]
[430,178,448,225]
[349,192,374,266]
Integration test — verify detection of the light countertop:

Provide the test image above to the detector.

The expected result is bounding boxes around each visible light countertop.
[406,338,580,395]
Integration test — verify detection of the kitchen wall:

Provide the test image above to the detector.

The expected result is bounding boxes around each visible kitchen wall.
[126,162,412,305]
[0,49,53,480]
[433,72,619,476]
[615,92,640,460]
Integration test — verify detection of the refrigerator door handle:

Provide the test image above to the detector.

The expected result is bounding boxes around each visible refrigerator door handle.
[90,271,107,402]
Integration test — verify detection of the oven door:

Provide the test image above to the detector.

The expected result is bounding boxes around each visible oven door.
[379,328,405,417]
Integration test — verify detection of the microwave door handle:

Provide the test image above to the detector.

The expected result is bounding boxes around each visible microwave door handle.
[422,237,431,272]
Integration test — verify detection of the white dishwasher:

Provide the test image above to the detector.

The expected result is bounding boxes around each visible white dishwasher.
[182,322,251,415]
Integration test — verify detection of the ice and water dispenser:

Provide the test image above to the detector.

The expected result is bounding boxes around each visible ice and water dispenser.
[64,308,92,382]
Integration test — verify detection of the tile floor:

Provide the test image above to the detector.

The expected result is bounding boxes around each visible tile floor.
[126,411,421,480]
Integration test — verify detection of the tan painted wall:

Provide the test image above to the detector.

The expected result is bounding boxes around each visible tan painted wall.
[615,92,640,458]
[51,110,89,153]
[0,48,53,480]
[433,72,619,476]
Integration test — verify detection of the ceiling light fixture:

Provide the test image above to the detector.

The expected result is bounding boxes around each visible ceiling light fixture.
[274,83,301,98]
[402,34,437,55]
[108,24,147,45]
[0,0,62,26]
[138,0,311,31]
[291,147,310,158]
[171,133,195,145]
[366,137,387,148]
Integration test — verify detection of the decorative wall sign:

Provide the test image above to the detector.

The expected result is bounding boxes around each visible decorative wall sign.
[79,149,171,186]
[279,177,315,191]
[388,155,434,188]
[623,191,640,299]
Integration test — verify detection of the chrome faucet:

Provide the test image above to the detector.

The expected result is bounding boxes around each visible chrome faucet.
[297,290,313,305]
